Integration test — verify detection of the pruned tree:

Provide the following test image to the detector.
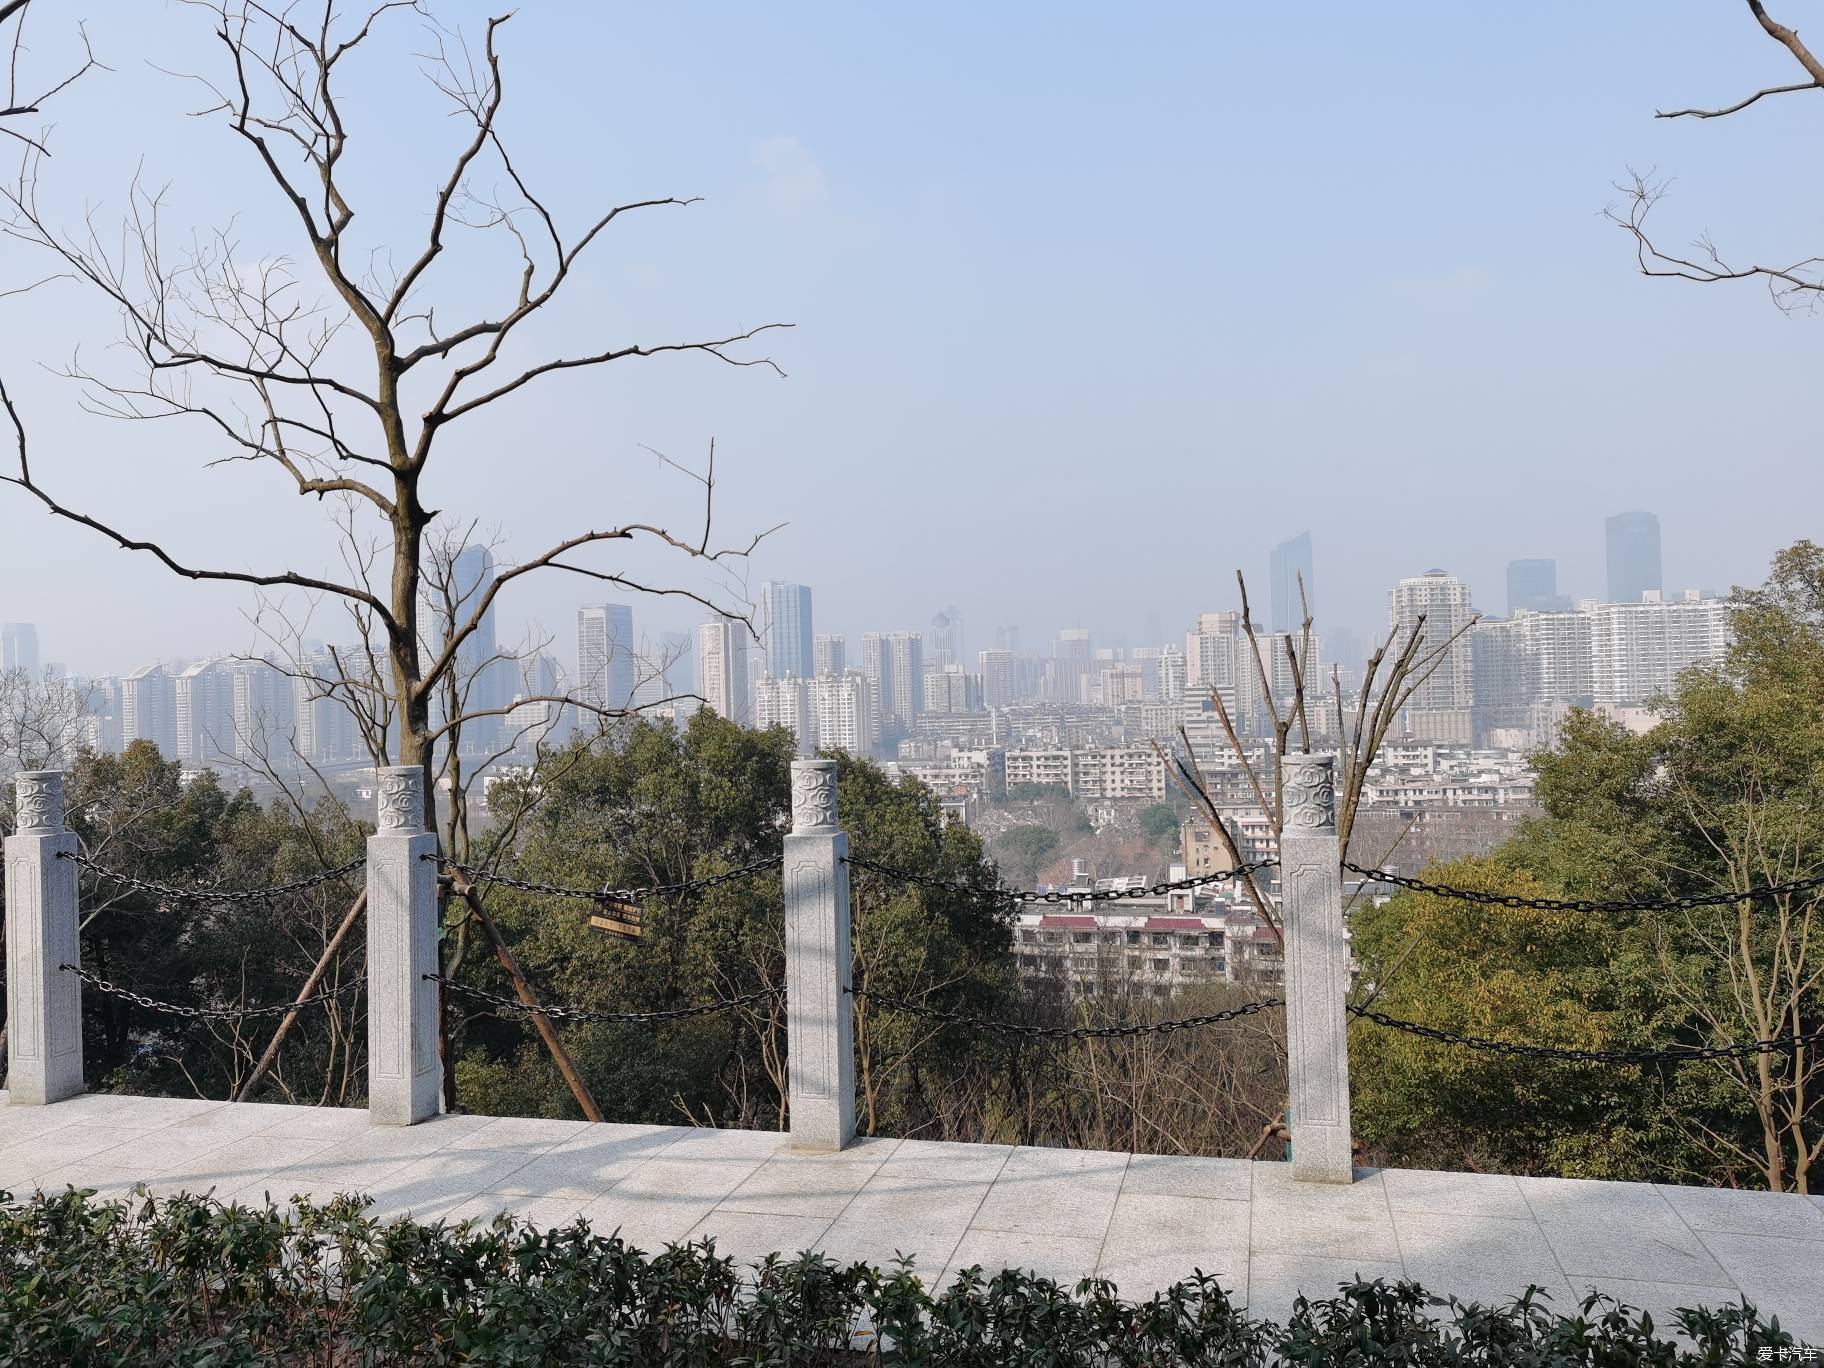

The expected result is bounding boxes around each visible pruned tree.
[1611,0,1824,313]
[1154,569,1477,945]
[0,1,786,837]
[0,665,92,776]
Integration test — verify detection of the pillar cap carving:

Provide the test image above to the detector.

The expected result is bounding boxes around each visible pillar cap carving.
[789,759,839,833]
[14,770,65,833]
[376,765,426,834]
[1284,753,1337,834]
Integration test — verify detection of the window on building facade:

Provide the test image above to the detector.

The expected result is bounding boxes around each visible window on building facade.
[1151,958,1169,972]
[1151,933,1170,947]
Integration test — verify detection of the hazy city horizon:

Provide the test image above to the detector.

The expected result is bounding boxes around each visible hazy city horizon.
[1,2,1818,676]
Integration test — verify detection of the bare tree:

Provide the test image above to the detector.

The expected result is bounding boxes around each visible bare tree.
[0,665,92,775]
[0,2,786,836]
[1154,569,1477,943]
[1611,1,1824,313]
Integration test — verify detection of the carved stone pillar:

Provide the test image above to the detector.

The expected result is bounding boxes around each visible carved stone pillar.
[783,759,855,1150]
[1281,753,1354,1182]
[5,771,83,1104]
[367,765,440,1125]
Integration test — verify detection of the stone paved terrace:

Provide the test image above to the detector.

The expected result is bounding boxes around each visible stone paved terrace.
[0,1093,1819,1341]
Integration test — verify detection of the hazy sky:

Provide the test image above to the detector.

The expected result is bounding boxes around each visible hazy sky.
[2,1,1819,678]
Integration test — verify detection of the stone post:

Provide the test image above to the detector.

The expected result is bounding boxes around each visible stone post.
[367,765,440,1125]
[783,759,855,1150]
[5,771,83,1104]
[1281,753,1354,1183]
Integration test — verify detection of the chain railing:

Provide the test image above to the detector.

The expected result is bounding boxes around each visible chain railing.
[843,855,1281,906]
[429,974,780,1024]
[846,983,1284,1041]
[1347,1003,1824,1063]
[1341,861,1824,914]
[57,849,366,903]
[429,853,783,904]
[62,964,364,1021]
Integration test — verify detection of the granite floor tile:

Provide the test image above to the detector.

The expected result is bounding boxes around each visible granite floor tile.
[719,1149,893,1218]
[1536,1212,1729,1287]
[579,1189,719,1252]
[492,1124,683,1199]
[1249,1164,1400,1261]
[1653,1183,1824,1240]
[940,1229,1106,1292]
[1097,1192,1251,1298]
[1381,1168,1533,1221]
[1121,1154,1251,1201]
[686,1209,836,1265]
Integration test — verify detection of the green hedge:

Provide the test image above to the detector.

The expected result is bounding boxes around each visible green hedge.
[0,1186,1804,1365]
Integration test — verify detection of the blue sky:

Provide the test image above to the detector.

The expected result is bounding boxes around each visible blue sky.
[1,1,1819,676]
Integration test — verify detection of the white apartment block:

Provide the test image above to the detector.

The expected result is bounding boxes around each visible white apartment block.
[697,617,750,726]
[1590,592,1730,706]
[121,663,177,756]
[754,673,813,755]
[812,669,872,754]
[1004,745,1166,800]
[977,648,1016,709]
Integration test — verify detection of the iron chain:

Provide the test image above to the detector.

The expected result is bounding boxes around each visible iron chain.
[1348,1005,1824,1064]
[1342,862,1824,914]
[431,854,782,903]
[62,964,363,1020]
[843,855,1281,906]
[58,850,366,904]
[846,984,1284,1041]
[430,974,780,1024]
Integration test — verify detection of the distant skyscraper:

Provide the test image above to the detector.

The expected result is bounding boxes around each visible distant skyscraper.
[1054,628,1093,704]
[861,631,923,745]
[1506,559,1565,616]
[697,616,750,726]
[813,633,846,675]
[577,605,636,713]
[754,672,813,755]
[1388,570,1476,744]
[121,663,177,756]
[928,607,963,670]
[1591,591,1729,706]
[1269,532,1315,634]
[811,670,871,753]
[1605,512,1663,605]
[978,648,1016,709]
[759,582,814,679]
[3,623,40,677]
[174,658,235,763]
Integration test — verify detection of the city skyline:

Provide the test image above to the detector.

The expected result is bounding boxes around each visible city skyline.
[0,3,1815,677]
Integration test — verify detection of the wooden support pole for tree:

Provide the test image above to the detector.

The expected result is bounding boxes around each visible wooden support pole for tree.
[234,888,368,1104]
[453,877,604,1124]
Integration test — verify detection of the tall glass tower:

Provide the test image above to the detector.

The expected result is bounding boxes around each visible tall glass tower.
[1605,512,1663,605]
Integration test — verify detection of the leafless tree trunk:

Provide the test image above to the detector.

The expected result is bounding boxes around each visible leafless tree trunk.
[1,2,785,841]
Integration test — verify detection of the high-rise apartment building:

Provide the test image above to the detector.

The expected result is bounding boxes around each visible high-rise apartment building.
[121,663,177,756]
[861,631,923,745]
[1389,571,1476,744]
[759,582,814,680]
[174,658,236,763]
[1590,592,1729,705]
[1269,532,1315,633]
[577,605,636,713]
[1054,628,1093,705]
[2,623,39,676]
[813,633,846,676]
[231,659,297,762]
[1605,512,1663,606]
[922,663,981,713]
[697,616,750,726]
[293,649,361,764]
[1471,609,1593,746]
[631,631,692,710]
[978,648,1016,709]
[812,670,871,754]
[928,608,963,670]
[754,672,813,755]
[1157,644,1187,701]
[1506,559,1571,615]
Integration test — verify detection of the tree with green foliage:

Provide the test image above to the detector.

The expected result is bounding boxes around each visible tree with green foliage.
[1139,803,1181,846]
[1354,542,1824,1192]
[456,712,1016,1137]
[992,826,1059,885]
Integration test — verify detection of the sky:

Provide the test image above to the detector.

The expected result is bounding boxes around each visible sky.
[1,1,1819,678]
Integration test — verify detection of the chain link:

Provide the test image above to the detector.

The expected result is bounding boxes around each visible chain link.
[430,974,780,1024]
[1341,862,1824,914]
[847,984,1284,1040]
[431,854,782,904]
[1348,1005,1824,1063]
[62,964,363,1020]
[58,850,366,904]
[843,856,1281,906]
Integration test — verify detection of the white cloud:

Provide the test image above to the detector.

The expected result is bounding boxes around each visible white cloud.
[748,136,828,221]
